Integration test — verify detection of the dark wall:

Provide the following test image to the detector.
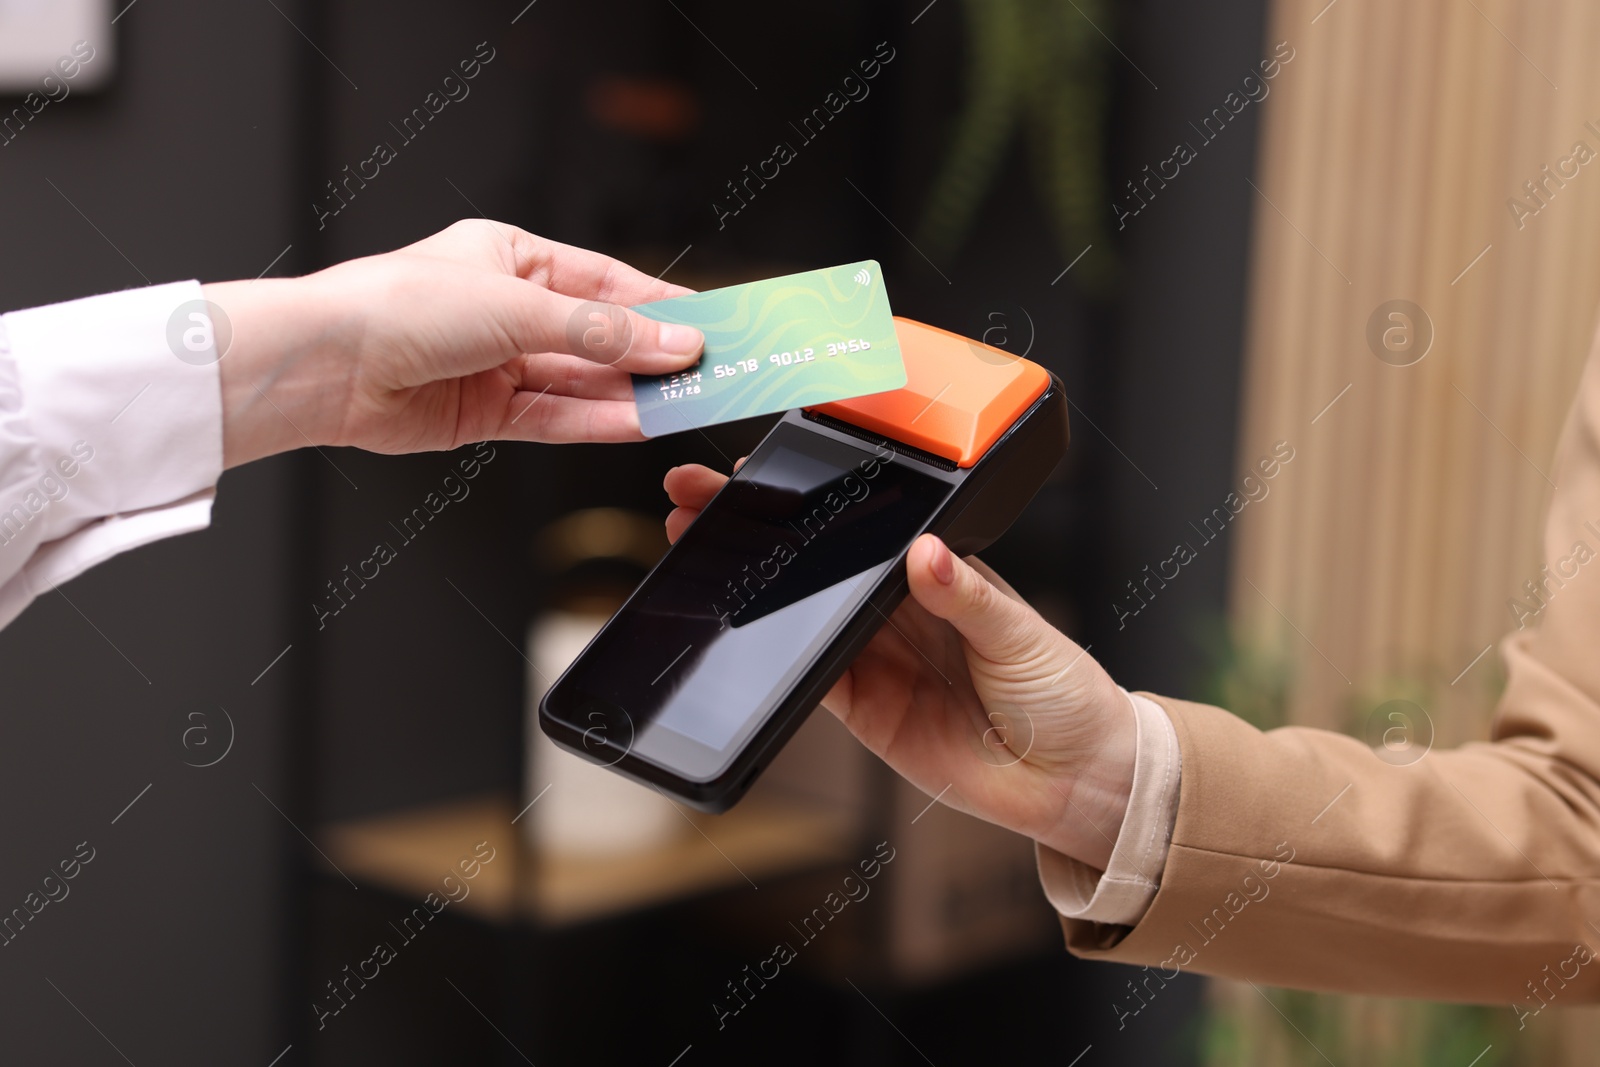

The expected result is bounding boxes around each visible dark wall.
[297,1,1265,1065]
[1097,0,1270,699]
[0,0,1268,1062]
[0,1,305,1061]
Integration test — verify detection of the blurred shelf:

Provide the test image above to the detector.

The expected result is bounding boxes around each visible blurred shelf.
[321,791,858,928]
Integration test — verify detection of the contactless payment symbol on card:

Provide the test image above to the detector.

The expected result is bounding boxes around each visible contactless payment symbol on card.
[631,261,906,437]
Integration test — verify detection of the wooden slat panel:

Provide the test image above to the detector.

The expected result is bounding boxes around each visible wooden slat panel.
[1232,0,1597,736]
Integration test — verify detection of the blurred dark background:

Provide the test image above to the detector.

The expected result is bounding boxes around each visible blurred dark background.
[0,0,1268,1062]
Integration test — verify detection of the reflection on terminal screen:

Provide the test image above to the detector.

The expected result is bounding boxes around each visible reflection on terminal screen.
[547,425,952,778]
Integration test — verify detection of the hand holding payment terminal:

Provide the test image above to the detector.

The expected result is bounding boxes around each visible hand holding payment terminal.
[539,318,1070,811]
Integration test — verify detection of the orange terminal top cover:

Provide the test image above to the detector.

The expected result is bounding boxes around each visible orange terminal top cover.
[809,317,1050,468]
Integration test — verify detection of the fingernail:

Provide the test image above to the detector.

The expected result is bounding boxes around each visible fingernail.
[929,539,955,585]
[658,323,704,356]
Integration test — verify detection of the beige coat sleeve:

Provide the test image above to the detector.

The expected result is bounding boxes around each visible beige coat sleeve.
[1059,334,1600,1006]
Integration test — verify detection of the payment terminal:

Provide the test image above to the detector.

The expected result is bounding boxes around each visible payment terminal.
[539,317,1070,811]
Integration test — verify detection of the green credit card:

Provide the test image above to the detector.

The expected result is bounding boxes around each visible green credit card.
[631,261,905,437]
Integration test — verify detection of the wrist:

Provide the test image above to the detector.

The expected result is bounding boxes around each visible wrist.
[210,275,355,468]
[1037,680,1138,870]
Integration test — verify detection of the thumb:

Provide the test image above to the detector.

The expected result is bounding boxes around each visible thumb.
[485,279,704,375]
[905,534,1058,666]
[547,292,704,374]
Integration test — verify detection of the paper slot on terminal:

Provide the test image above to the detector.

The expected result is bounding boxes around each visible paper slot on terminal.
[540,317,1070,811]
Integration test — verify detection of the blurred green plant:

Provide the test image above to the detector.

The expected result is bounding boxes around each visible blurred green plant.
[1201,986,1518,1067]
[1191,618,1293,731]
[915,0,1115,290]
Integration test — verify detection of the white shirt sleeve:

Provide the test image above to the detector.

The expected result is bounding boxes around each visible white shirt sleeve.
[1034,689,1181,926]
[0,281,224,629]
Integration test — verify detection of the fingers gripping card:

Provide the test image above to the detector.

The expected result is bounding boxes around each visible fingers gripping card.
[631,261,906,437]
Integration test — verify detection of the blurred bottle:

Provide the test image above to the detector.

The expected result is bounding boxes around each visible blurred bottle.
[523,508,683,856]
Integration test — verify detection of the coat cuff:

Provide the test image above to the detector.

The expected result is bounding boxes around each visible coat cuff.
[1035,689,1182,926]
